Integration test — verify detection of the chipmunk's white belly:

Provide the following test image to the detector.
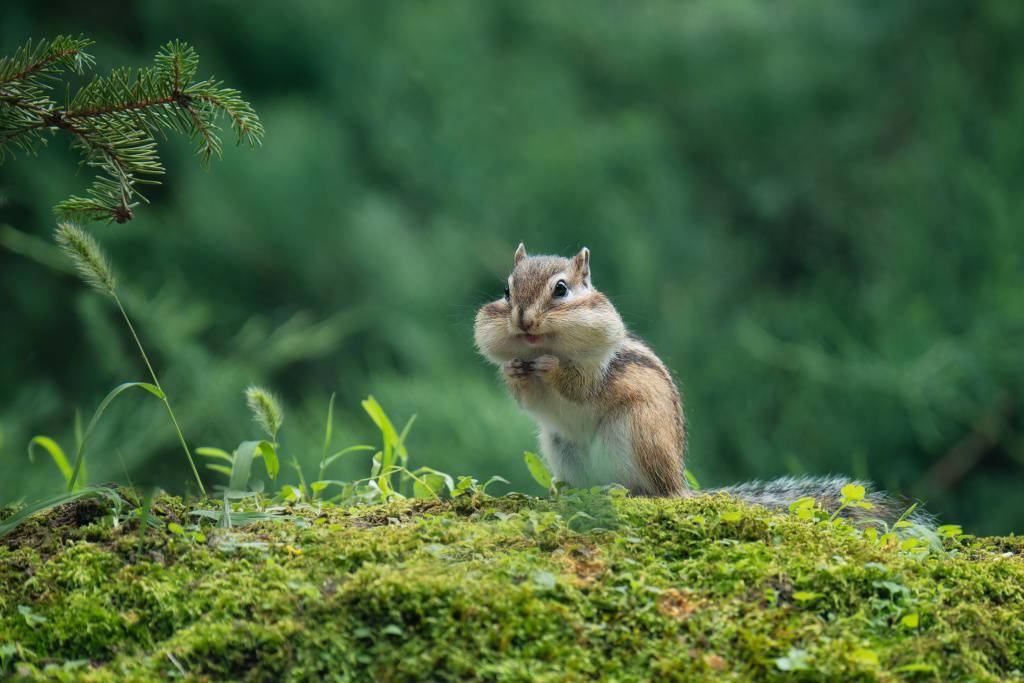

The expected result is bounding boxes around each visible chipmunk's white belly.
[525,388,640,491]
[526,388,599,443]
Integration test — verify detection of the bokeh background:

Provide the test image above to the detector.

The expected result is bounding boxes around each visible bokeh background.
[2,1,1022,533]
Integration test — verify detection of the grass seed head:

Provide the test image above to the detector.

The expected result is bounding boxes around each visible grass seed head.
[245,385,283,439]
[54,222,117,296]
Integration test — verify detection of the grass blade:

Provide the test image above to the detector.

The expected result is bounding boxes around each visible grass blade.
[196,447,233,462]
[317,392,336,484]
[362,395,398,470]
[0,486,126,538]
[227,440,278,493]
[28,436,74,488]
[397,414,417,464]
[67,382,164,491]
[323,445,376,468]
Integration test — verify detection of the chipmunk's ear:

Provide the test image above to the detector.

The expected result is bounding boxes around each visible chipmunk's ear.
[514,242,527,265]
[572,247,591,286]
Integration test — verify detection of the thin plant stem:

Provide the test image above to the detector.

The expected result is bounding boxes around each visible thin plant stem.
[315,392,336,499]
[290,452,309,499]
[113,294,206,497]
[829,502,849,523]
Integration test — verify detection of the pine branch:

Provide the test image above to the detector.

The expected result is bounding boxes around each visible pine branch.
[0,35,94,88]
[0,36,94,158]
[0,37,262,223]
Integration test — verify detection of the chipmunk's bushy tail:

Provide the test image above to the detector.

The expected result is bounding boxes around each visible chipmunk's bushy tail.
[705,475,934,527]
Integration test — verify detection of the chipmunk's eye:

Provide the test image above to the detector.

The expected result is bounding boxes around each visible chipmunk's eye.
[503,285,510,301]
[552,280,568,298]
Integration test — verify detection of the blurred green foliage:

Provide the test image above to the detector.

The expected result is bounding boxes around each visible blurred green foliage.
[1,1,1021,533]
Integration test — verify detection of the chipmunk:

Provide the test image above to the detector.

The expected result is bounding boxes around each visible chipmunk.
[475,243,929,523]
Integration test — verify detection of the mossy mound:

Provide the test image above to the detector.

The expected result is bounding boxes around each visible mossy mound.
[1,492,1022,681]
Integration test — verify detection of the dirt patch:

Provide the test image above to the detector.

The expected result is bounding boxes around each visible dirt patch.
[51,498,109,527]
[346,499,448,528]
[703,653,727,671]
[558,545,606,587]
[1,497,111,552]
[658,588,700,620]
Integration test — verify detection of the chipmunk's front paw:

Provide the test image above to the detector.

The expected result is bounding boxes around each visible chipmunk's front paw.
[503,358,535,381]
[532,354,559,376]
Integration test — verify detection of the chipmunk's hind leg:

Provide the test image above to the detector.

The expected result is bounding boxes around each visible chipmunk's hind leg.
[619,403,685,497]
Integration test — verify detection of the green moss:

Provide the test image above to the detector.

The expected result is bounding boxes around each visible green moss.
[0,493,1021,681]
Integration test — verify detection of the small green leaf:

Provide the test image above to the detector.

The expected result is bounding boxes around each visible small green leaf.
[788,497,817,519]
[774,648,810,672]
[900,538,923,552]
[167,522,185,535]
[937,524,963,538]
[848,648,879,666]
[451,475,475,497]
[531,570,557,590]
[413,472,447,499]
[720,511,742,523]
[18,605,46,625]
[310,480,346,495]
[257,441,279,480]
[840,483,865,502]
[792,591,821,602]
[523,451,553,489]
[280,485,303,502]
[900,613,920,628]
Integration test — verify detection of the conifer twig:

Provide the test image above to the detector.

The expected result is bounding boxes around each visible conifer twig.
[0,37,262,223]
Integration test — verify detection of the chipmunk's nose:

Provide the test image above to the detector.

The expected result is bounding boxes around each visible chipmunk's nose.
[515,307,534,332]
